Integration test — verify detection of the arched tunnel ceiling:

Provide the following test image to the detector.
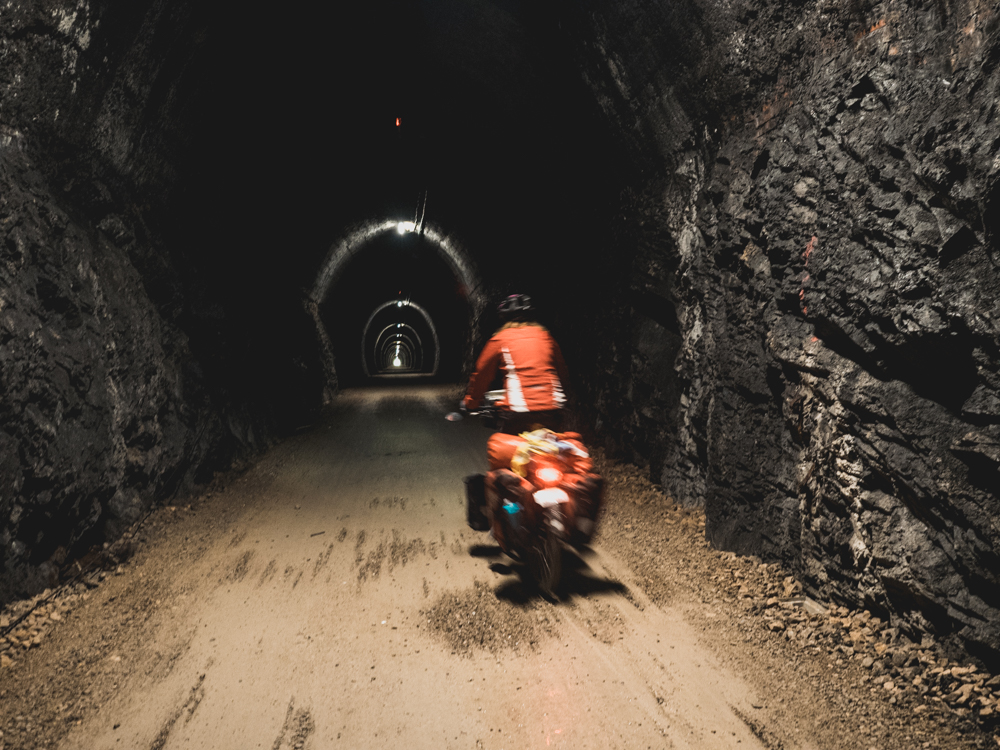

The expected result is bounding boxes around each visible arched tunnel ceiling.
[167,0,616,293]
[313,222,482,386]
[310,221,483,312]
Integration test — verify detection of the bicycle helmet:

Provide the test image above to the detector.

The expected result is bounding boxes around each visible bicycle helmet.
[497,293,533,322]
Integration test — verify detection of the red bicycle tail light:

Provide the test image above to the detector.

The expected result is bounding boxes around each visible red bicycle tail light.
[536,467,563,486]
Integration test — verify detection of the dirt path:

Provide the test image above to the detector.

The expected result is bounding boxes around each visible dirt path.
[1,386,994,749]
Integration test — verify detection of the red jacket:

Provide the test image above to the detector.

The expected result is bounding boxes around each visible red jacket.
[464,324,569,413]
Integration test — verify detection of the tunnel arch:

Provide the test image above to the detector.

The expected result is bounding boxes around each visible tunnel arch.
[372,323,423,372]
[361,300,441,377]
[307,218,487,390]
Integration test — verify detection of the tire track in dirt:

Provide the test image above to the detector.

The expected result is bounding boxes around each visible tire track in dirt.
[148,671,207,750]
[258,559,278,587]
[352,529,433,584]
[354,530,367,568]
[369,496,408,510]
[731,706,786,750]
[225,550,255,583]
[357,539,386,584]
[312,544,335,579]
[388,530,426,572]
[270,697,315,750]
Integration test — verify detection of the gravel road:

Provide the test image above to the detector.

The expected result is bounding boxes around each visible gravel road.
[0,386,992,749]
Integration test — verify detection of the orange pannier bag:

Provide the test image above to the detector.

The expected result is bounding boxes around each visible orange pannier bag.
[487,431,593,473]
[488,433,525,470]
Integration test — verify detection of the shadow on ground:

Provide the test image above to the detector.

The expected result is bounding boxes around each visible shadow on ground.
[469,543,628,604]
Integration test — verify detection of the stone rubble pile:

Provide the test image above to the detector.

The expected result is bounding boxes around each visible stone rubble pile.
[0,535,139,669]
[722,554,1000,734]
[0,504,191,678]
[0,577,103,672]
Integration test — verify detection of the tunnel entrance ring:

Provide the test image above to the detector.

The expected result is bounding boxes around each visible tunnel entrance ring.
[362,300,440,377]
[308,219,486,391]
[373,323,422,372]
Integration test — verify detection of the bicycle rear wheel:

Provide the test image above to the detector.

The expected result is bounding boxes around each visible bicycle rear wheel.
[531,509,562,598]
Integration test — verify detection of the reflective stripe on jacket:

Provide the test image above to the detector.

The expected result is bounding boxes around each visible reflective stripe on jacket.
[464,324,569,413]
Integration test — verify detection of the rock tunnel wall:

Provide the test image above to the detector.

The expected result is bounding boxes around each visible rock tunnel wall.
[0,0,238,602]
[562,0,1000,662]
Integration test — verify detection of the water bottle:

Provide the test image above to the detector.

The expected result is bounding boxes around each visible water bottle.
[503,501,521,536]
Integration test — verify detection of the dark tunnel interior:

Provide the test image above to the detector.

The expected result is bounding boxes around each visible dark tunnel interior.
[161,0,623,412]
[2,0,1000,674]
[322,231,467,384]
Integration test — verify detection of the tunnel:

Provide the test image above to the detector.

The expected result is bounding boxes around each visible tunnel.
[311,219,483,386]
[2,0,1000,745]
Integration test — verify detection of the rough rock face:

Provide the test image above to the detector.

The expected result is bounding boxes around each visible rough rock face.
[0,0,230,603]
[0,141,223,601]
[567,0,1000,663]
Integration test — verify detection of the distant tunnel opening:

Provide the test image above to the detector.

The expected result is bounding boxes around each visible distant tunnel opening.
[362,300,439,377]
[313,221,482,387]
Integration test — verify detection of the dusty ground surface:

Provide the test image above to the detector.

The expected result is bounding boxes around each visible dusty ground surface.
[1,385,996,749]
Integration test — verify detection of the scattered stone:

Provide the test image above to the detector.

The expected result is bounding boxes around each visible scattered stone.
[422,580,553,655]
[665,510,1000,736]
[945,683,976,705]
[781,577,802,599]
